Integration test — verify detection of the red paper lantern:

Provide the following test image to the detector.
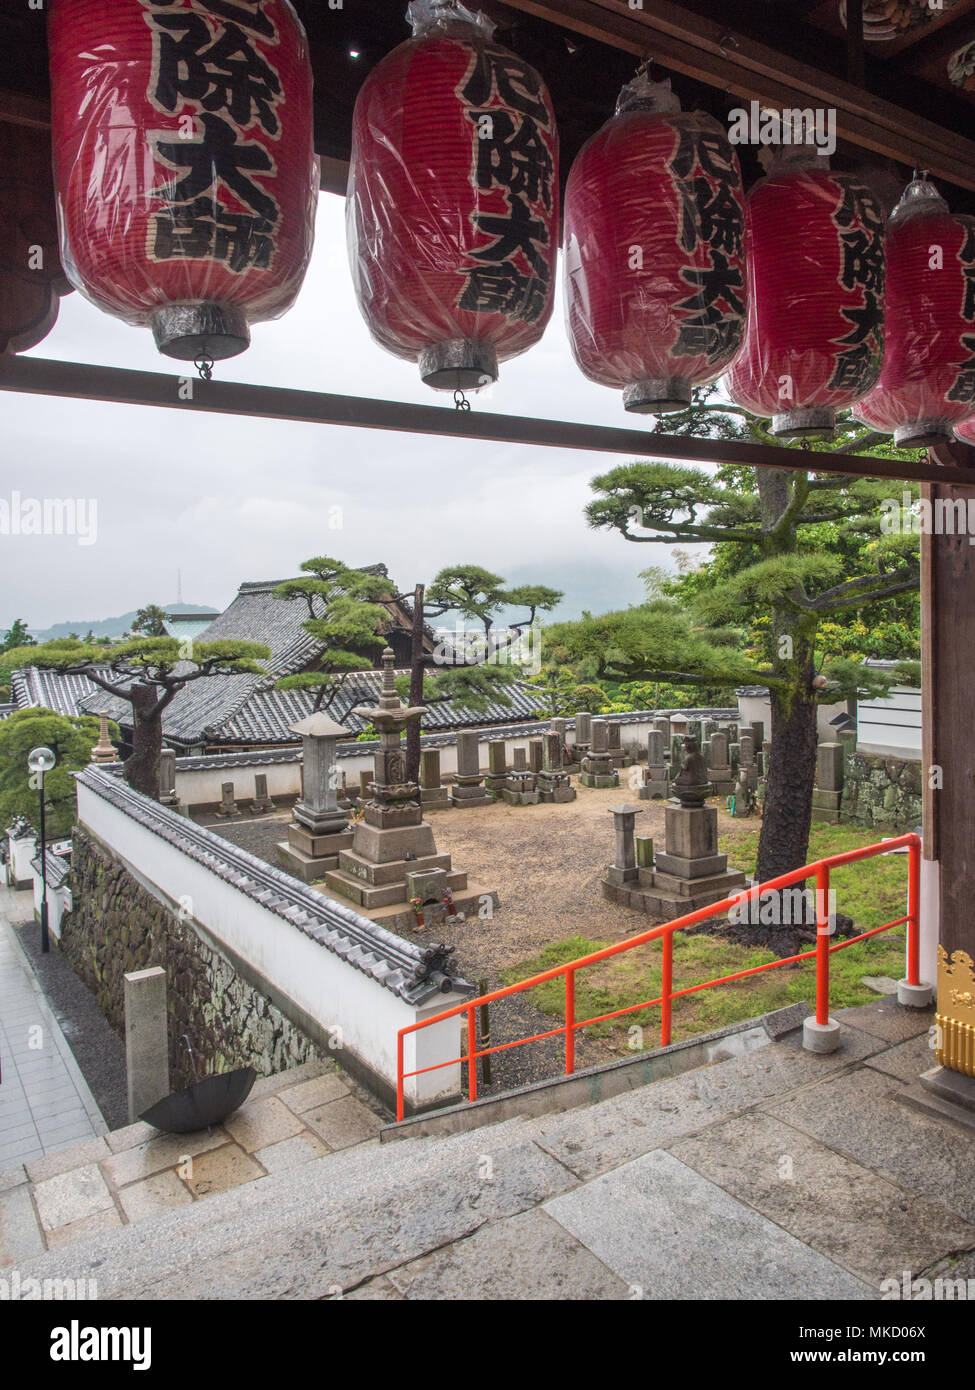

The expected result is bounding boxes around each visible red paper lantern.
[49,0,318,361]
[954,415,975,445]
[564,74,747,413]
[853,178,975,447]
[726,152,885,437]
[347,0,559,390]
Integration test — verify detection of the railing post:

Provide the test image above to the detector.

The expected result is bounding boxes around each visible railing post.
[396,1030,405,1123]
[467,1006,478,1103]
[803,862,842,1053]
[661,930,673,1047]
[565,971,575,1075]
[897,836,935,1007]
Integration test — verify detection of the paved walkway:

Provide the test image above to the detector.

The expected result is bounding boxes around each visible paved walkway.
[11,997,975,1298]
[0,887,105,1168]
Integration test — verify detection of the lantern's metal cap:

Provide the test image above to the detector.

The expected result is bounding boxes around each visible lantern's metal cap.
[623,378,692,414]
[407,0,494,39]
[616,72,681,116]
[151,302,250,361]
[772,407,836,439]
[419,338,499,391]
[894,418,954,448]
[889,173,949,227]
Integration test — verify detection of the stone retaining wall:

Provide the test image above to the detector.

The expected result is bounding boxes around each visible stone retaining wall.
[60,828,320,1090]
[839,748,922,831]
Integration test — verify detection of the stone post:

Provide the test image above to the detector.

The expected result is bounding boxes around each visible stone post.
[606,804,644,884]
[124,967,169,1124]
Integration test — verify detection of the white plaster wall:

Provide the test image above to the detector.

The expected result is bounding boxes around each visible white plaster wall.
[30,869,70,939]
[9,832,37,886]
[76,783,467,1107]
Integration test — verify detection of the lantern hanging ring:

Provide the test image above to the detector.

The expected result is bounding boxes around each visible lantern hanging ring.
[453,388,471,411]
[194,353,215,382]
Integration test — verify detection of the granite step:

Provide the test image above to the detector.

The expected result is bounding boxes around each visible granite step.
[6,999,944,1301]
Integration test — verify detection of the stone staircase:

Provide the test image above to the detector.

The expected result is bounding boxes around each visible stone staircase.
[8,995,975,1300]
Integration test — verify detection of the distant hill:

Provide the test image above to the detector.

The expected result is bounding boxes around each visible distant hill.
[30,602,217,644]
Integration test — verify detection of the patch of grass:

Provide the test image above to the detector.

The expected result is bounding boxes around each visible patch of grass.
[505,824,912,1055]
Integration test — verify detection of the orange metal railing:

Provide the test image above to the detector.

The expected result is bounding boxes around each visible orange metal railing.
[395,833,922,1121]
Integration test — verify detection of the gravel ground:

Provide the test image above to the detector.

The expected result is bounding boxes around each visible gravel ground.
[15,922,129,1131]
[203,788,759,1095]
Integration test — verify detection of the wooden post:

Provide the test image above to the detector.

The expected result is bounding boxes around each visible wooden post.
[922,468,975,1087]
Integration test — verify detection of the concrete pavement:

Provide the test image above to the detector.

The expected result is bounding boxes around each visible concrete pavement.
[0,887,105,1169]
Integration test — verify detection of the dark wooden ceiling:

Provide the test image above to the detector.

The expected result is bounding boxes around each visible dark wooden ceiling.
[1,0,973,208]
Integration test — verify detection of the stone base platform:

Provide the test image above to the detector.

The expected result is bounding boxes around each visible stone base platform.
[324,860,466,910]
[580,772,620,789]
[315,881,500,935]
[277,825,355,883]
[602,867,747,921]
[450,788,493,808]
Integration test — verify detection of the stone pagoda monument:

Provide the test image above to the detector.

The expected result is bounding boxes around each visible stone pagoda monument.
[324,650,498,930]
[278,712,355,882]
[602,737,746,919]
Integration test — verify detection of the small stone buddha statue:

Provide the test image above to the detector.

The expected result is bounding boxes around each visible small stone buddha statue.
[672,736,710,808]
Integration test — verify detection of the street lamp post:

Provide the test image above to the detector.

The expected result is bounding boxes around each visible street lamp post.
[27,746,56,954]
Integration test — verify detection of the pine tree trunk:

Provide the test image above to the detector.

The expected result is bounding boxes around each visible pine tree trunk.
[750,468,820,954]
[405,583,425,786]
[123,683,162,800]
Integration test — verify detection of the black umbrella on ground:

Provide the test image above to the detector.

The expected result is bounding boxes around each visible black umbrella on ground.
[139,1035,256,1134]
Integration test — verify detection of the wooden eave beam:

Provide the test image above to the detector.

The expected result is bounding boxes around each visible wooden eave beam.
[3,354,975,488]
[498,0,975,191]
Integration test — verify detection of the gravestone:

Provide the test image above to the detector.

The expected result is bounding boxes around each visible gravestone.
[250,772,274,815]
[739,732,758,791]
[528,739,544,774]
[708,730,734,796]
[486,740,509,799]
[574,711,593,761]
[812,741,845,825]
[580,718,619,788]
[512,746,528,771]
[603,737,745,918]
[216,781,237,818]
[420,748,450,811]
[277,713,354,881]
[538,730,576,802]
[639,729,669,800]
[451,730,492,807]
[158,749,179,808]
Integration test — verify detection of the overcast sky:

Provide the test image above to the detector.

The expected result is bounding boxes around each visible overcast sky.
[1,191,704,634]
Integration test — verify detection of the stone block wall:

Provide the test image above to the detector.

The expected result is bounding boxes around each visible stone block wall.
[60,828,321,1091]
[839,750,922,831]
